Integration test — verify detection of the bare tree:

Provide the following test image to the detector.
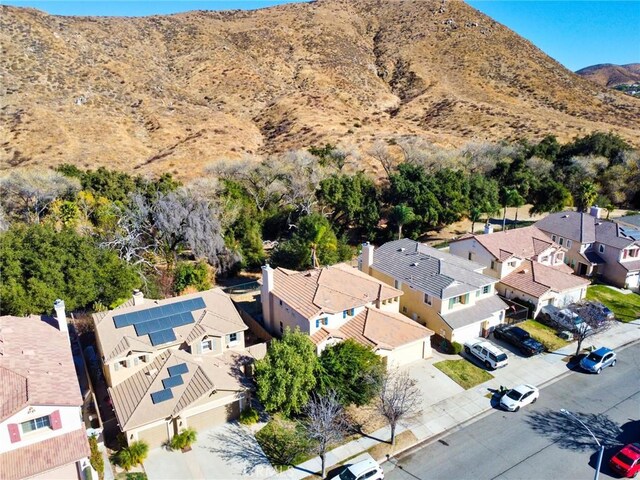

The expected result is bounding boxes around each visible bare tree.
[376,369,422,445]
[0,169,81,223]
[368,140,398,177]
[568,301,616,356]
[280,151,331,215]
[303,391,347,478]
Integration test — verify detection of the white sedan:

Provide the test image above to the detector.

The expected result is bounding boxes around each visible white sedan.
[499,384,539,412]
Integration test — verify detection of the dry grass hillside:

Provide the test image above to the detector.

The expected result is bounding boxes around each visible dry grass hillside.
[576,63,640,87]
[1,0,639,179]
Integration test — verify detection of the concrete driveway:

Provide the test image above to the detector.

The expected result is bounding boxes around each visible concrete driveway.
[144,423,276,480]
[403,352,465,407]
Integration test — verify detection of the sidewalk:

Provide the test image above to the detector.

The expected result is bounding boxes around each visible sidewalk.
[269,319,640,479]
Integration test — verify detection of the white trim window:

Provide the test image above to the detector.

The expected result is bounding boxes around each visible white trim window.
[599,244,605,254]
[227,332,238,345]
[201,338,213,352]
[567,240,572,248]
[21,415,50,434]
[424,293,432,305]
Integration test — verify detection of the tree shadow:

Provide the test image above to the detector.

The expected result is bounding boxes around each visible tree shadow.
[525,409,623,452]
[564,353,586,371]
[205,423,276,475]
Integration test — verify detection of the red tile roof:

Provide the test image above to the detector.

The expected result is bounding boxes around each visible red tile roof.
[500,260,590,298]
[457,226,559,262]
[0,428,90,480]
[0,315,82,421]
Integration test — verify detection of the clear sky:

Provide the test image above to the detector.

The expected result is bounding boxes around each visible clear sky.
[2,1,639,71]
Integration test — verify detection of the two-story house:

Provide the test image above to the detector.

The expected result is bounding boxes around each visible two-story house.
[0,301,91,480]
[359,239,508,344]
[260,263,433,366]
[449,226,590,316]
[535,208,640,290]
[93,288,265,448]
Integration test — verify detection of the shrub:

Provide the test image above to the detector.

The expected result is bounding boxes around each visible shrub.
[88,435,104,480]
[169,428,197,451]
[109,440,149,472]
[450,341,463,355]
[255,415,313,468]
[239,407,260,425]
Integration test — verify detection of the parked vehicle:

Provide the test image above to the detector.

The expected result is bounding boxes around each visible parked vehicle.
[499,384,539,412]
[609,443,640,478]
[539,305,591,332]
[580,347,617,374]
[463,340,508,370]
[573,301,614,327]
[493,325,545,356]
[338,458,384,480]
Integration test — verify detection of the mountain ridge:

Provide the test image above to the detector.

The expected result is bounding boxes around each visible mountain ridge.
[1,0,639,179]
[576,63,640,87]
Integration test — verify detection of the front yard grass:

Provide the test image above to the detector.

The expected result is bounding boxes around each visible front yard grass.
[434,359,493,389]
[519,320,568,352]
[587,285,640,322]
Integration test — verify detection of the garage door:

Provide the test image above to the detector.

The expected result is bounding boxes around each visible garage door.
[627,273,639,289]
[386,341,425,367]
[451,323,483,344]
[187,401,240,432]
[137,423,169,449]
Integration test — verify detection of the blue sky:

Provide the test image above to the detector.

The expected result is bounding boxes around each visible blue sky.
[2,1,639,71]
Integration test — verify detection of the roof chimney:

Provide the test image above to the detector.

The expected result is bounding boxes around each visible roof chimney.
[484,222,494,235]
[589,206,602,219]
[360,242,374,273]
[53,299,69,339]
[132,289,144,306]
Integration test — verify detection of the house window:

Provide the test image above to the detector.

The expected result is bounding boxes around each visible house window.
[540,256,548,263]
[424,293,432,305]
[402,306,407,313]
[483,285,490,294]
[315,318,329,328]
[279,300,283,306]
[490,261,496,270]
[394,279,402,289]
[201,339,212,352]
[507,261,516,267]
[468,252,473,261]
[599,244,605,254]
[623,250,628,259]
[559,237,564,246]
[228,333,238,344]
[552,235,557,242]
[567,240,572,248]
[448,294,469,309]
[279,322,284,334]
[21,415,51,434]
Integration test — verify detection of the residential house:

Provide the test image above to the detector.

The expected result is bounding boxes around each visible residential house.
[0,301,91,480]
[93,289,265,448]
[449,226,590,316]
[260,263,433,366]
[535,208,640,290]
[359,239,508,344]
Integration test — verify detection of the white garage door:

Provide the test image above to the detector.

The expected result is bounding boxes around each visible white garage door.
[451,323,483,344]
[386,341,425,367]
[627,273,639,289]
[187,401,240,432]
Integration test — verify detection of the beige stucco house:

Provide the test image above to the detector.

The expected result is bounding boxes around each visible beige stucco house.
[93,289,265,448]
[359,239,508,344]
[260,263,433,366]
[0,301,91,480]
[449,226,590,316]
[535,208,640,290]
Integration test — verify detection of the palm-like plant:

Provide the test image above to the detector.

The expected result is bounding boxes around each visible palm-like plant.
[110,441,149,471]
[169,428,198,451]
[389,204,415,239]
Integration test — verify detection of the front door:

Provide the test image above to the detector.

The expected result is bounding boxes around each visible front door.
[578,263,588,276]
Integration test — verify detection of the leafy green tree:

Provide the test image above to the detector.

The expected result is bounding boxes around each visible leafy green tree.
[271,214,351,270]
[559,132,631,164]
[576,181,599,212]
[389,204,415,240]
[431,168,470,226]
[255,329,319,416]
[0,224,139,315]
[173,261,212,294]
[528,135,561,160]
[318,340,384,406]
[500,187,525,230]
[468,174,500,229]
[529,180,572,215]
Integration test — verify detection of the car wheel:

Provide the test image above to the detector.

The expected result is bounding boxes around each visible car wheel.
[465,346,471,354]
[532,396,537,404]
[494,332,501,340]
[611,359,616,367]
[596,368,602,374]
[514,406,520,412]
[484,361,491,369]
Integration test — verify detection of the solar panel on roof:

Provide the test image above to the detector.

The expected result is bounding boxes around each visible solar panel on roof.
[113,297,206,329]
[150,388,174,404]
[162,375,184,389]
[148,329,177,346]
[168,363,188,377]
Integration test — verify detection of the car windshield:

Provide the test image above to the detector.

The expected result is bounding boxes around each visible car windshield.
[496,353,508,362]
[587,353,603,362]
[339,469,357,480]
[615,453,634,466]
[506,390,523,401]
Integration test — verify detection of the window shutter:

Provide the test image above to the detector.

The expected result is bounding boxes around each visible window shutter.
[49,410,62,430]
[7,424,20,443]
[194,341,203,355]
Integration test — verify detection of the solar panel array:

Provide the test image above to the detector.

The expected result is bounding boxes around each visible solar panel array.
[150,363,190,404]
[112,298,206,347]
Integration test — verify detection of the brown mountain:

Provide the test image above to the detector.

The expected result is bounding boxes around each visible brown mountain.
[1,0,639,178]
[576,63,640,87]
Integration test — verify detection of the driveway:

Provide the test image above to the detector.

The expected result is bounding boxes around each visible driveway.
[403,351,465,406]
[144,423,276,479]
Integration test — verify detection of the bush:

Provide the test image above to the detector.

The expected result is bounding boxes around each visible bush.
[88,435,104,480]
[255,415,313,468]
[109,441,149,472]
[169,428,197,451]
[239,406,260,425]
[450,341,463,355]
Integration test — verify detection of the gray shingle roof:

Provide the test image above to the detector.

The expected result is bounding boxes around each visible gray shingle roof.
[440,295,508,329]
[370,239,496,299]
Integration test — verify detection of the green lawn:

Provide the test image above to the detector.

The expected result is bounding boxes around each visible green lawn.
[586,285,640,323]
[519,320,569,352]
[434,359,494,389]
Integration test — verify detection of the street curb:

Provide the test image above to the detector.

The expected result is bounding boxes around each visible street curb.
[381,336,640,466]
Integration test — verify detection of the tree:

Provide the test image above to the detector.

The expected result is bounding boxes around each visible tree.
[169,428,197,451]
[501,187,525,230]
[529,180,572,215]
[389,204,415,240]
[376,369,422,445]
[110,441,149,472]
[0,169,81,224]
[0,224,139,316]
[576,181,599,212]
[318,339,385,406]
[303,391,347,478]
[88,435,104,480]
[255,329,319,416]
[468,174,500,230]
[368,140,398,177]
[569,301,616,357]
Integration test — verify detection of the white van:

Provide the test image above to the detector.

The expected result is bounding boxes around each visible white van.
[463,340,509,370]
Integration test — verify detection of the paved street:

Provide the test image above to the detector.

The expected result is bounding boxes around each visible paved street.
[384,342,640,480]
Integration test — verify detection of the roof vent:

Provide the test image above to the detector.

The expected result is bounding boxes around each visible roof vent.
[412,262,419,266]
[562,215,569,218]
[146,368,158,376]
[399,247,406,252]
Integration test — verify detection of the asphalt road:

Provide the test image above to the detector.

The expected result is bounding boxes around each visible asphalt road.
[384,342,640,480]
